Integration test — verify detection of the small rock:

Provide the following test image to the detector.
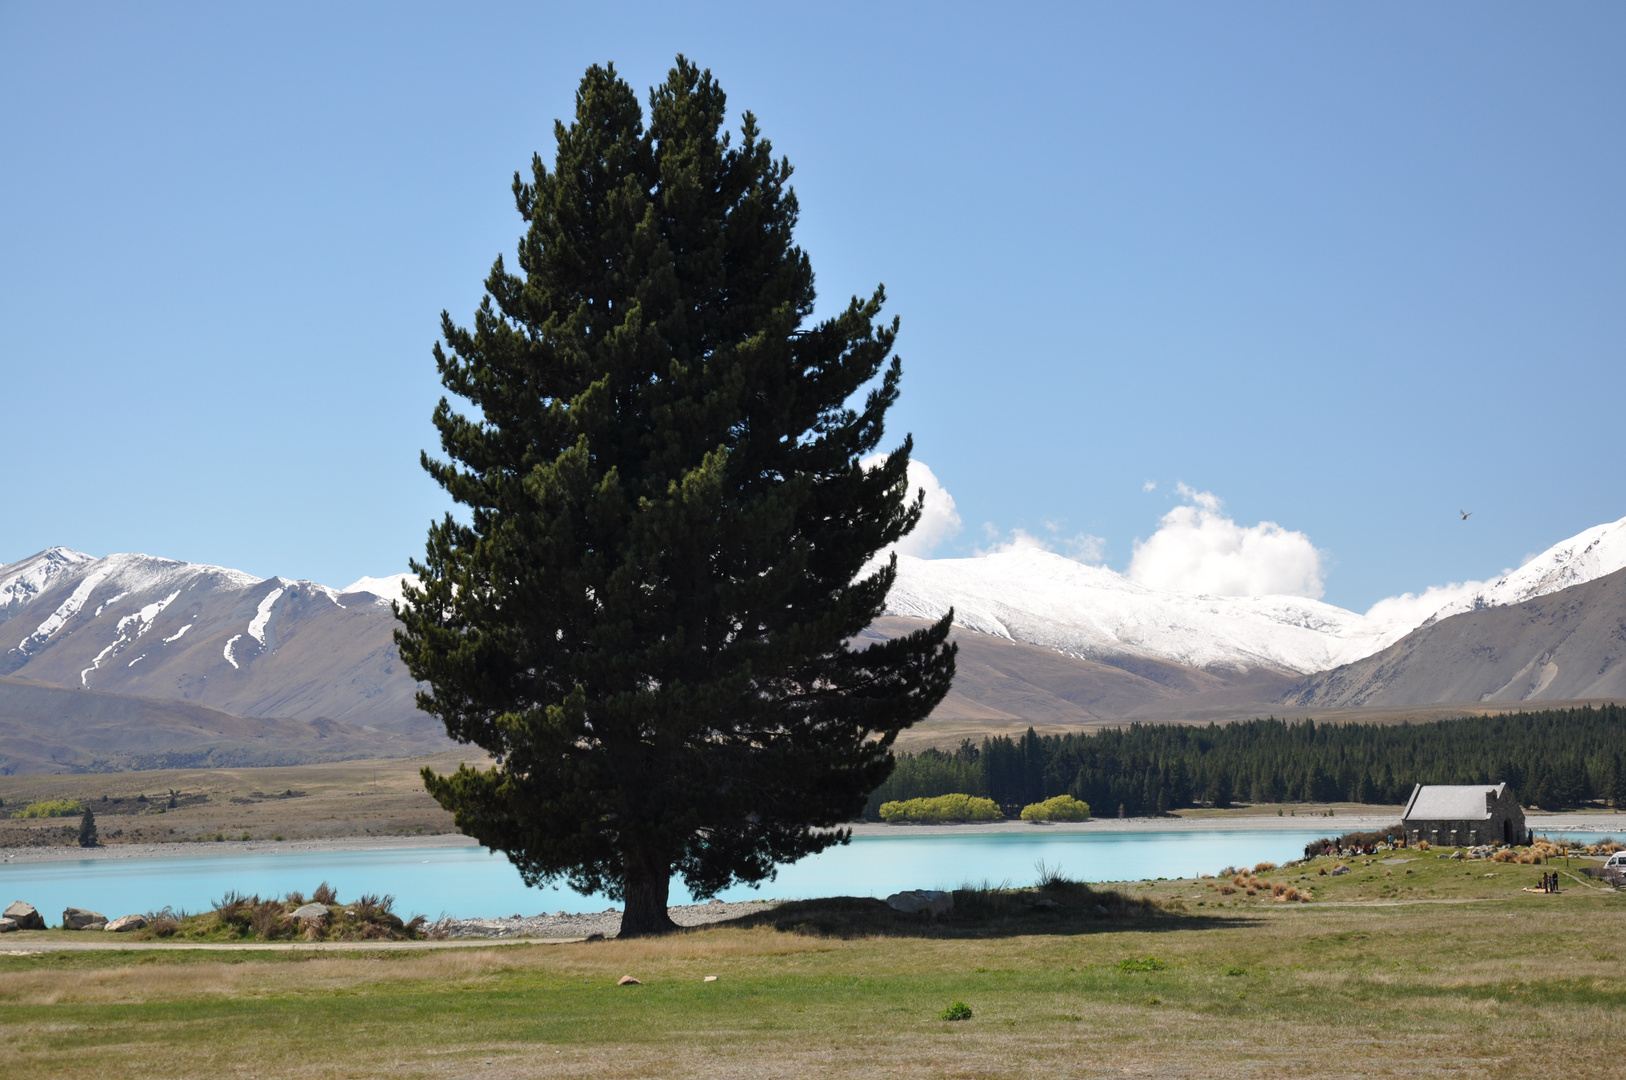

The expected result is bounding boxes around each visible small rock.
[885,889,954,916]
[290,902,330,924]
[62,907,108,931]
[617,975,642,985]
[3,901,46,931]
[1028,897,1058,910]
[704,975,718,983]
[1330,865,1350,876]
[105,914,148,933]
[0,917,17,933]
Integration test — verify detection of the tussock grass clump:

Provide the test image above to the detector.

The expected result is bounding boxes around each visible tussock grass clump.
[1253,861,1276,873]
[133,885,425,943]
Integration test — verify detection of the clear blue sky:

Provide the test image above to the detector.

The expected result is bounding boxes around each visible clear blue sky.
[3,2,1621,611]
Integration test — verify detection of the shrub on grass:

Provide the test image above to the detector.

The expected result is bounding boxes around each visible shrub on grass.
[879,794,1001,824]
[312,881,338,904]
[1254,861,1276,873]
[1020,795,1091,822]
[940,1001,973,1021]
[1117,957,1167,973]
[12,798,82,819]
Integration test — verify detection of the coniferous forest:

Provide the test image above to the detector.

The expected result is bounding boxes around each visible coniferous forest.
[863,705,1626,819]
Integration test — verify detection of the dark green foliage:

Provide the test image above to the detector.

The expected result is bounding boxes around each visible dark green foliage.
[395,57,955,935]
[939,1001,973,1021]
[865,705,1626,818]
[77,807,97,847]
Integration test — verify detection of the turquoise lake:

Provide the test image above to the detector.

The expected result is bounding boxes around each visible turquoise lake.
[4,827,1618,921]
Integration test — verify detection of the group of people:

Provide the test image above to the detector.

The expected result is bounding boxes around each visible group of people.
[1540,871,1561,893]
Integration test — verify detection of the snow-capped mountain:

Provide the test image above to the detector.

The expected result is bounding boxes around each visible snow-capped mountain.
[2,510,1621,756]
[883,513,1626,676]
[0,550,439,744]
[1419,515,1626,622]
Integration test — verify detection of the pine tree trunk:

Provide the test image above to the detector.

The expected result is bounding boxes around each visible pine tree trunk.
[617,853,679,938]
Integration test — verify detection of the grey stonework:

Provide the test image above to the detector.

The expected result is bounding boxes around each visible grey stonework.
[1401,783,1527,847]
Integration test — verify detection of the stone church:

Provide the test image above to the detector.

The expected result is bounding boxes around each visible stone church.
[1401,783,1527,847]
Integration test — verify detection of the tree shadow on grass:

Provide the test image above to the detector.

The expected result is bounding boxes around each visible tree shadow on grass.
[715,881,1260,940]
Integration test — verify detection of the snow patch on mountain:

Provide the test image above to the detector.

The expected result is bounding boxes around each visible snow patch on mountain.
[1425,514,1626,621]
[21,566,113,655]
[0,547,96,620]
[248,586,285,646]
[341,574,418,607]
[886,548,1393,675]
[884,514,1626,676]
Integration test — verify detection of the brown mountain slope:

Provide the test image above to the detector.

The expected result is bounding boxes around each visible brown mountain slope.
[1282,567,1626,708]
[0,676,422,774]
[865,617,1297,724]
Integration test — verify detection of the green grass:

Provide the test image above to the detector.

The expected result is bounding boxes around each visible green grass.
[1,848,1622,1078]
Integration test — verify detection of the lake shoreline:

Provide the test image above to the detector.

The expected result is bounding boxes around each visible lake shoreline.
[3,810,1617,866]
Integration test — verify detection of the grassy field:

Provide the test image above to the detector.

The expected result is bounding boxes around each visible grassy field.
[0,751,483,846]
[2,847,1622,1079]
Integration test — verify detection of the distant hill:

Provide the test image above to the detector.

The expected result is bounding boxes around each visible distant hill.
[865,617,1297,725]
[0,549,440,743]
[0,675,401,774]
[1283,567,1626,708]
[3,513,1624,774]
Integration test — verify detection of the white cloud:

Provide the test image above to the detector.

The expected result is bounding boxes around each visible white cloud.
[1126,484,1325,598]
[976,527,1052,556]
[1142,480,1157,493]
[862,455,961,558]
[1362,580,1487,631]
[976,525,1106,564]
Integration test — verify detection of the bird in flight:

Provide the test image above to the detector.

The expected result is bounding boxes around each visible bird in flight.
[1460,510,1473,521]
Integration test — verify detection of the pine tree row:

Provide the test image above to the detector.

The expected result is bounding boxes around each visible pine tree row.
[863,705,1626,819]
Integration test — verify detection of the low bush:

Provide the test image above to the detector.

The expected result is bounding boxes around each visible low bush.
[940,1001,973,1021]
[1253,861,1276,873]
[1020,795,1091,822]
[1117,957,1167,973]
[135,884,424,943]
[878,794,1001,824]
[11,799,83,819]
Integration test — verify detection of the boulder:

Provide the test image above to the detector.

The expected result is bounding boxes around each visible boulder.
[290,902,330,924]
[0,917,17,933]
[885,889,954,916]
[63,907,108,930]
[4,901,46,931]
[105,914,148,933]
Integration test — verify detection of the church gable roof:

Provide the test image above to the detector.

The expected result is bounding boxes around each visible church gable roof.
[1403,783,1507,822]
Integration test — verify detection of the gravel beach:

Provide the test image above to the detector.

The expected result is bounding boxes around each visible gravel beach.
[430,899,780,939]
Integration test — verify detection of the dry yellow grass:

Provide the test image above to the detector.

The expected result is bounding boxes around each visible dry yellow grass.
[3,863,1624,1080]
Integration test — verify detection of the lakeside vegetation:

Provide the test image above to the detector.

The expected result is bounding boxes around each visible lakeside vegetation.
[866,704,1626,818]
[3,847,1623,1078]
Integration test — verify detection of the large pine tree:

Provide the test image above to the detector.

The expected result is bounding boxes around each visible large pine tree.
[396,58,956,936]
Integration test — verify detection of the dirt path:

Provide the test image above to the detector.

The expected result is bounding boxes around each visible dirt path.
[1,934,582,953]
